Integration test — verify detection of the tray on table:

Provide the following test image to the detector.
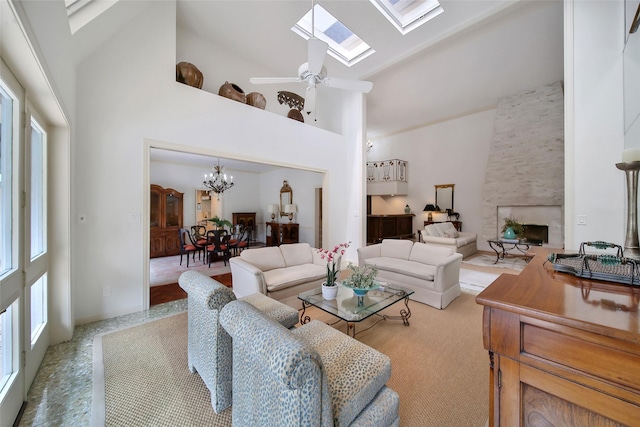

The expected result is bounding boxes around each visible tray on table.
[547,241,640,286]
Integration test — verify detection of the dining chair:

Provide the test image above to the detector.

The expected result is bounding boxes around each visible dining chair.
[179,228,199,268]
[230,226,251,256]
[190,225,208,263]
[206,230,231,267]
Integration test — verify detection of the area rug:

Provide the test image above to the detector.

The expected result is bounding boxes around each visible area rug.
[92,312,232,427]
[459,268,500,294]
[92,293,488,427]
[463,253,529,271]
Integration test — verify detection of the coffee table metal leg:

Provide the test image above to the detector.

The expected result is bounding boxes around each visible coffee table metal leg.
[488,241,504,264]
[300,301,312,325]
[399,297,411,326]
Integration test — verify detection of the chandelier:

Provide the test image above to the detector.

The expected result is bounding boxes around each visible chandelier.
[203,158,234,200]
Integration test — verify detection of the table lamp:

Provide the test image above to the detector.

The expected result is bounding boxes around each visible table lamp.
[423,204,438,221]
[284,204,297,222]
[267,204,277,220]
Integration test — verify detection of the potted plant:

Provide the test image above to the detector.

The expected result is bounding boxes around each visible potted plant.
[342,263,379,295]
[317,242,350,300]
[502,216,524,239]
[208,216,233,230]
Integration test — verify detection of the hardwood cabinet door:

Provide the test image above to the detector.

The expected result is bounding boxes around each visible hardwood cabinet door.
[150,229,165,258]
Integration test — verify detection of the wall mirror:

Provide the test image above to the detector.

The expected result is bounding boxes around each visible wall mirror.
[280,180,292,217]
[435,184,454,212]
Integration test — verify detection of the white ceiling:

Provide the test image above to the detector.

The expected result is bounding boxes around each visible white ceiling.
[176,0,564,139]
[92,0,563,170]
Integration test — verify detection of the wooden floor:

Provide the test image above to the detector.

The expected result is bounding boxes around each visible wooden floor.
[150,272,233,306]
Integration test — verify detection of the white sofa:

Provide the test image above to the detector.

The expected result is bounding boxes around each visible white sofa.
[357,239,462,309]
[229,243,341,301]
[420,222,477,258]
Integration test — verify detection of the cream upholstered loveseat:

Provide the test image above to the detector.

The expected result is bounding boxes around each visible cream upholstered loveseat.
[358,239,462,309]
[420,222,477,258]
[229,243,341,301]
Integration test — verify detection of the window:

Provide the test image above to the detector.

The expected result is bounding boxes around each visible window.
[0,84,14,278]
[65,0,120,34]
[29,118,46,260]
[30,275,46,344]
[369,0,444,35]
[292,5,375,67]
[0,302,15,393]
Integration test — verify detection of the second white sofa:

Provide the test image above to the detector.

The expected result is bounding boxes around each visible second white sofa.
[358,239,462,309]
[229,242,341,301]
[420,222,477,258]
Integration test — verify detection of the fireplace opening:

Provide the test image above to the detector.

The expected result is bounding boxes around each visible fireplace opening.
[522,224,548,243]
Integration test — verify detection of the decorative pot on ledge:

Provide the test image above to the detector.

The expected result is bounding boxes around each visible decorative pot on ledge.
[175,62,203,89]
[246,92,266,109]
[218,81,247,104]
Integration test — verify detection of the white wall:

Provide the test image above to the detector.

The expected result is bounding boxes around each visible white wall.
[68,1,354,323]
[176,25,343,134]
[368,108,496,248]
[150,161,263,230]
[565,0,625,252]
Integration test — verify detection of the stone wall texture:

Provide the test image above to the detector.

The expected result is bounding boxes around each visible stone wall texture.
[482,81,565,242]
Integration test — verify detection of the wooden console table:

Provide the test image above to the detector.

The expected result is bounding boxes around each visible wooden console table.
[476,248,640,426]
[266,222,299,246]
[367,214,414,244]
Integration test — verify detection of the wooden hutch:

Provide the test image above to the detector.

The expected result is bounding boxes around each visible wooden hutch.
[476,248,640,426]
[150,184,183,258]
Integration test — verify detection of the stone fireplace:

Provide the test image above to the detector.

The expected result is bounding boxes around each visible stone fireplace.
[481,81,565,249]
[497,205,563,247]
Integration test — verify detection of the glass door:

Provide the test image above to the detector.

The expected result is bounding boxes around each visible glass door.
[0,62,25,427]
[23,110,48,389]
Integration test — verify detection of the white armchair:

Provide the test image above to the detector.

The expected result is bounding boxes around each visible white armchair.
[421,222,477,258]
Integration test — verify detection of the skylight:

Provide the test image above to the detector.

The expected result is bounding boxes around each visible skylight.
[369,0,444,35]
[292,5,375,68]
[65,0,120,34]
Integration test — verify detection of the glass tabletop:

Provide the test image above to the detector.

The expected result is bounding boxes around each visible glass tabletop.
[298,282,414,323]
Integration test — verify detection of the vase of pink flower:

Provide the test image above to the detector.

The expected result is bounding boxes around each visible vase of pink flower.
[317,242,350,300]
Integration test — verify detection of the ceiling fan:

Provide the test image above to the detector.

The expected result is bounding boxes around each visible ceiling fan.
[249,2,373,120]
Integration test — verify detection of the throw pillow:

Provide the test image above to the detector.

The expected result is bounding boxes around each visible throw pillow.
[443,229,459,238]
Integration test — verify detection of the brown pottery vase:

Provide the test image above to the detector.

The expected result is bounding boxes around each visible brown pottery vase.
[246,92,266,109]
[175,62,203,89]
[287,109,304,122]
[218,81,247,103]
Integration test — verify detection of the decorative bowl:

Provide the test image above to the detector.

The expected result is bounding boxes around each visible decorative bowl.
[341,280,381,295]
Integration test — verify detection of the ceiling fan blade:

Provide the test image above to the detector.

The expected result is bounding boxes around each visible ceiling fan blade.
[322,77,373,93]
[304,85,317,118]
[308,38,328,75]
[250,77,301,85]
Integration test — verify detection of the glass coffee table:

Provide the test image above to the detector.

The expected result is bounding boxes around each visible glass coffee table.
[298,282,414,338]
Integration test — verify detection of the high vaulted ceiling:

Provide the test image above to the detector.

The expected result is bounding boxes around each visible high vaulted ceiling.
[176,0,564,139]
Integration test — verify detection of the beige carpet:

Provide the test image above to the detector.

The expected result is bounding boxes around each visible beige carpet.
[93,293,488,426]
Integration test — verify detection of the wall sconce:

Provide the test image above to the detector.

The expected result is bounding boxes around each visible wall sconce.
[284,204,298,222]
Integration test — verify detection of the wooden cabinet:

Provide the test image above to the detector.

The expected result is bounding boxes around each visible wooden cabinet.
[266,222,299,246]
[476,249,640,426]
[367,214,414,244]
[424,220,462,232]
[150,184,183,258]
[233,212,256,244]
